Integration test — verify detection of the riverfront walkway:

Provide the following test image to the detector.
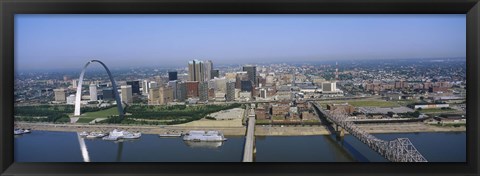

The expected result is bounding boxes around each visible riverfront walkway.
[311,102,428,162]
[243,107,256,162]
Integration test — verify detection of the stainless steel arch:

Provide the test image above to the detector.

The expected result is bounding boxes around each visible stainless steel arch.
[74,60,124,120]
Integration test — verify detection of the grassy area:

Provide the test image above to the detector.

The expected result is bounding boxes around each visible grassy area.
[272,116,285,120]
[101,103,242,125]
[75,107,119,123]
[82,107,119,118]
[256,119,271,124]
[394,100,417,106]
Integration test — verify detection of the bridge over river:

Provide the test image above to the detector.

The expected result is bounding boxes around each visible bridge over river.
[311,102,428,162]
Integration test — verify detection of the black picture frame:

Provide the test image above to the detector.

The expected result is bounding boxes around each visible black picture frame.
[1,0,479,175]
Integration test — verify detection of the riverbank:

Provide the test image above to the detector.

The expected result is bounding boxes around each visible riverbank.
[15,122,465,136]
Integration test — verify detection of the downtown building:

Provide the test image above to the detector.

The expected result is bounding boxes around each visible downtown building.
[226,81,236,102]
[198,82,209,102]
[188,60,204,82]
[204,60,213,81]
[211,69,219,79]
[121,85,133,104]
[54,89,66,102]
[176,81,187,102]
[127,81,140,95]
[243,65,257,87]
[186,81,199,98]
[168,71,178,81]
[89,84,97,101]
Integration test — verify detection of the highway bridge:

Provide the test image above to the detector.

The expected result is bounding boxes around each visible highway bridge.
[243,106,256,162]
[311,102,428,162]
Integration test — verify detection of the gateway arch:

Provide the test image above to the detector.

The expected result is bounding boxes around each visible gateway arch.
[74,60,124,119]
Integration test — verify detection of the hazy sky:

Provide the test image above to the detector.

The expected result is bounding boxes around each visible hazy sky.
[15,14,465,71]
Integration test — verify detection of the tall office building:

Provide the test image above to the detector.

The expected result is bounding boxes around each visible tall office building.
[121,85,133,104]
[186,81,199,98]
[72,79,78,88]
[204,60,213,81]
[176,82,187,102]
[199,82,209,102]
[127,81,140,94]
[241,80,253,92]
[211,69,219,79]
[168,71,178,81]
[159,86,174,105]
[235,71,249,89]
[243,65,257,86]
[148,87,160,105]
[89,84,97,101]
[168,80,178,99]
[149,81,158,89]
[226,81,236,102]
[213,78,227,93]
[54,89,66,102]
[188,60,204,82]
[142,80,150,95]
[102,88,114,100]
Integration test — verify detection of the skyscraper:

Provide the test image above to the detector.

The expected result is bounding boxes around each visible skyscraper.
[142,80,149,95]
[188,60,204,82]
[235,71,249,89]
[199,82,209,102]
[149,81,158,89]
[176,82,187,102]
[243,65,257,87]
[204,60,213,81]
[126,81,140,94]
[89,84,97,101]
[121,85,133,104]
[226,81,236,102]
[241,80,253,92]
[168,80,178,100]
[102,88,114,100]
[186,81,199,98]
[168,71,178,81]
[211,69,219,79]
[148,87,160,105]
[159,86,174,105]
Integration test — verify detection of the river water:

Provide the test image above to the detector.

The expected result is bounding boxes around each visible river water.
[14,131,465,162]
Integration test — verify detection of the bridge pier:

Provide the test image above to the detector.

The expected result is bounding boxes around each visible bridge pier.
[335,125,345,139]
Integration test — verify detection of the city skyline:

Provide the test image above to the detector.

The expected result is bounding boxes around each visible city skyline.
[15,14,465,71]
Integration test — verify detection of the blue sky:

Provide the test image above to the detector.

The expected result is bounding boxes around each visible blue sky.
[15,14,465,70]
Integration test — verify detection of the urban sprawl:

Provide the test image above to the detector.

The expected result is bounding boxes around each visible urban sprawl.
[14,58,466,129]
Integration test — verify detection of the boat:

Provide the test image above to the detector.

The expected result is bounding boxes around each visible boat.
[14,129,31,135]
[102,129,141,141]
[85,132,107,139]
[102,135,121,141]
[184,141,223,148]
[122,131,141,139]
[14,129,24,135]
[159,132,182,137]
[183,130,227,142]
[79,131,89,137]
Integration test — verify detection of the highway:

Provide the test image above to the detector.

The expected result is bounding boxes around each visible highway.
[242,107,256,162]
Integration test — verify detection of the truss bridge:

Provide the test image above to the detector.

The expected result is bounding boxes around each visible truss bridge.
[311,102,428,162]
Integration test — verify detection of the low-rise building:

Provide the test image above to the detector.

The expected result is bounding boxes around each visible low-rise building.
[327,103,355,114]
